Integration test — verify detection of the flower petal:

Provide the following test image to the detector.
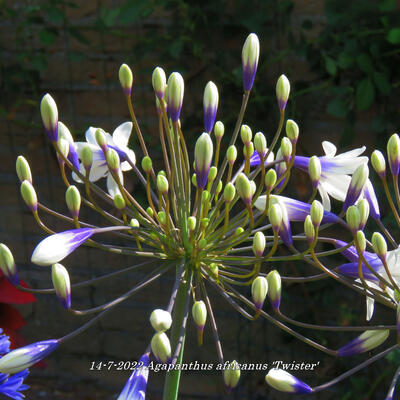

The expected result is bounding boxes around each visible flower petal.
[322,141,337,157]
[112,122,133,149]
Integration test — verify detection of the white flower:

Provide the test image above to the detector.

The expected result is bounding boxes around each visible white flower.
[72,122,136,197]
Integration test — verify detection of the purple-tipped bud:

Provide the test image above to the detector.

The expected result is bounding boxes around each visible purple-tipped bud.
[0,244,19,285]
[242,33,260,91]
[236,173,252,205]
[203,81,219,133]
[40,93,58,142]
[224,360,241,392]
[308,156,321,189]
[267,270,282,310]
[20,180,38,212]
[51,263,71,309]
[31,228,94,266]
[16,156,32,184]
[252,232,266,257]
[371,150,386,179]
[265,369,312,394]
[0,339,59,374]
[337,330,389,357]
[152,67,167,99]
[195,132,214,189]
[342,163,369,212]
[276,75,290,111]
[192,300,207,345]
[387,133,400,177]
[119,64,133,97]
[167,72,184,122]
[251,276,268,310]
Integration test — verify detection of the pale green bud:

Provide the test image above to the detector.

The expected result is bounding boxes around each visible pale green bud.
[146,207,154,217]
[388,133,400,176]
[16,156,32,184]
[242,33,260,91]
[356,230,366,253]
[214,121,224,140]
[113,194,126,209]
[224,360,241,390]
[157,174,169,193]
[130,219,139,228]
[201,218,209,229]
[251,276,268,309]
[254,131,267,156]
[40,93,58,141]
[209,263,219,278]
[203,81,219,132]
[310,200,324,227]
[119,63,133,96]
[249,180,256,197]
[57,138,69,160]
[20,180,37,211]
[192,173,197,188]
[267,270,282,309]
[240,124,252,144]
[81,145,93,170]
[158,211,166,226]
[195,132,214,189]
[265,369,312,394]
[141,156,153,174]
[276,74,290,110]
[268,203,282,232]
[243,142,254,158]
[286,119,299,143]
[208,166,217,182]
[192,300,207,328]
[371,150,386,178]
[346,205,361,233]
[372,232,387,258]
[106,148,120,171]
[152,66,167,99]
[252,231,266,257]
[51,263,71,309]
[95,128,107,149]
[0,244,19,285]
[188,216,196,231]
[357,199,369,230]
[201,190,210,204]
[151,332,171,363]
[166,72,184,122]
[235,227,244,235]
[224,182,236,202]
[265,169,277,191]
[65,185,81,217]
[198,238,207,250]
[308,156,321,188]
[227,145,237,164]
[150,309,172,332]
[215,180,223,195]
[280,137,292,162]
[304,215,315,245]
[235,173,252,204]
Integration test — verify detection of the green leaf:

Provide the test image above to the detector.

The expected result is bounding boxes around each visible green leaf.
[326,97,348,118]
[356,53,374,75]
[387,28,400,44]
[356,78,375,110]
[324,56,337,76]
[39,29,56,46]
[47,7,64,24]
[373,71,391,95]
[337,52,354,69]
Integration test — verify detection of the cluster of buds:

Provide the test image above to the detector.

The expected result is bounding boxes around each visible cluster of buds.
[1,32,400,400]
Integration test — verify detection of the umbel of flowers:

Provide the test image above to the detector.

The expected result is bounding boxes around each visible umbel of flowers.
[0,32,400,399]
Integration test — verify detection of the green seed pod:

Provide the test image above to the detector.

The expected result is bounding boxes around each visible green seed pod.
[372,232,387,258]
[310,200,324,227]
[227,145,237,164]
[16,156,32,184]
[286,119,299,143]
[20,180,37,211]
[119,63,133,96]
[252,232,266,257]
[251,276,268,309]
[150,309,172,332]
[214,121,224,140]
[65,185,81,217]
[265,169,277,191]
[157,174,169,194]
[240,124,252,144]
[141,156,153,174]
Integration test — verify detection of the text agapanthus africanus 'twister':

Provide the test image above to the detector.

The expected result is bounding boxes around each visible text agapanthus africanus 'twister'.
[0,32,400,399]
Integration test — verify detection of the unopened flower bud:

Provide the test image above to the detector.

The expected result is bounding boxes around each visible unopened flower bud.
[146,207,154,218]
[235,173,252,205]
[20,180,37,211]
[355,230,366,253]
[113,194,126,209]
[227,145,237,164]
[16,156,32,184]
[192,300,207,345]
[152,67,166,99]
[81,145,93,171]
[40,93,58,142]
[188,216,196,231]
[201,218,209,229]
[95,128,107,149]
[280,137,292,162]
[310,200,324,228]
[167,72,184,122]
[223,360,241,391]
[201,190,210,204]
[286,119,299,143]
[130,219,139,228]
[254,132,267,158]
[195,132,214,189]
[308,156,321,189]
[242,33,260,91]
[235,227,244,235]
[224,183,236,202]
[141,156,153,174]
[157,174,169,194]
[343,164,369,211]
[192,173,197,188]
[267,270,281,310]
[198,238,207,250]
[372,232,387,259]
[251,276,268,309]
[65,185,81,218]
[0,244,19,285]
[357,199,369,230]
[338,330,389,357]
[269,204,283,233]
[106,148,120,172]
[265,169,277,191]
[210,263,219,278]
[216,180,223,195]
[249,180,256,196]
[346,205,361,234]
[151,332,171,363]
[214,121,224,140]
[265,369,312,394]
[208,166,217,182]
[243,142,254,158]
[387,133,400,177]
[276,74,290,111]
[304,215,315,246]
[57,138,69,161]
[119,63,133,97]
[51,263,71,309]
[203,81,219,133]
[252,232,266,257]
[240,125,252,145]
[150,309,172,332]
[371,150,386,178]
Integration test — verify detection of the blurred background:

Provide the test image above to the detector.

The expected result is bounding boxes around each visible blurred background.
[1,0,400,398]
